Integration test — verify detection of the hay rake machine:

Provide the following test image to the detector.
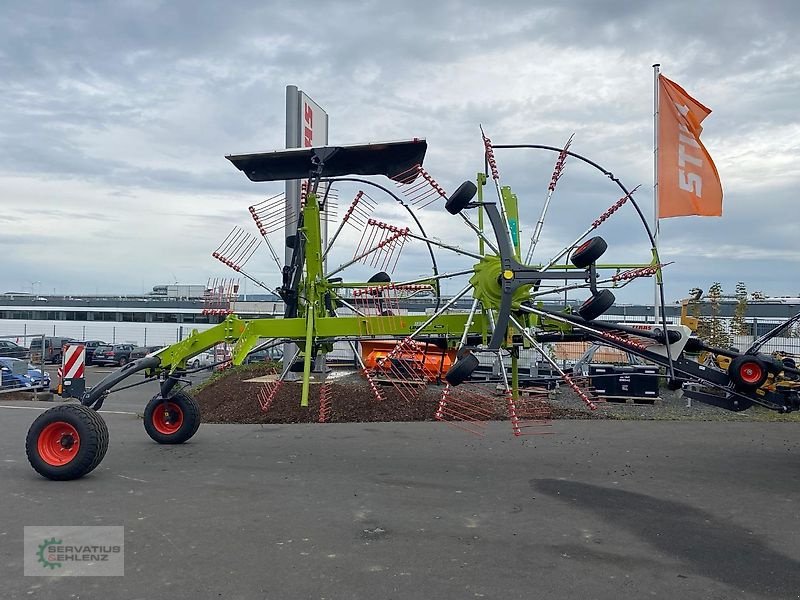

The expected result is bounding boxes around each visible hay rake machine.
[25,134,800,481]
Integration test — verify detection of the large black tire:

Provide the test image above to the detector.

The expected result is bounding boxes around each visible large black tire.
[368,271,392,283]
[445,353,480,385]
[143,390,201,444]
[26,404,109,481]
[728,355,769,391]
[445,180,478,215]
[571,236,608,268]
[578,289,615,321]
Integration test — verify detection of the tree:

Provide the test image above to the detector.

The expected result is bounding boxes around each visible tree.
[697,282,732,348]
[731,281,750,335]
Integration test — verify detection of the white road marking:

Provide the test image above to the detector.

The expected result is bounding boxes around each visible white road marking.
[117,474,148,483]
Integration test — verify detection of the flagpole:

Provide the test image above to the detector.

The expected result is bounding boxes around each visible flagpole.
[652,63,660,323]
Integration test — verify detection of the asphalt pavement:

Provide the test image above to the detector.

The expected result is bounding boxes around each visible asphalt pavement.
[1,369,799,599]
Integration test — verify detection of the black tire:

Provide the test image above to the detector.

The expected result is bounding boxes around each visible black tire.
[26,404,109,481]
[571,236,608,268]
[445,180,478,215]
[666,378,687,391]
[445,353,480,386]
[143,390,201,444]
[728,355,769,390]
[578,289,615,321]
[368,271,392,283]
[118,356,128,366]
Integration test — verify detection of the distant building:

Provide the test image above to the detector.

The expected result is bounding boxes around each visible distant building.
[1,288,799,347]
[149,284,209,299]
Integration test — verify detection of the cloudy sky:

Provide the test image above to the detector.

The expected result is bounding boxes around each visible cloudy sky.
[2,0,798,305]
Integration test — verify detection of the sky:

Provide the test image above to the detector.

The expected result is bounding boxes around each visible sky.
[2,0,799,305]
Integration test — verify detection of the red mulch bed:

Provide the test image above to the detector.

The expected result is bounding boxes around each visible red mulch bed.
[193,365,602,424]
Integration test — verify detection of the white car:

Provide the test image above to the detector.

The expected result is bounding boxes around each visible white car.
[188,352,216,369]
[188,350,230,369]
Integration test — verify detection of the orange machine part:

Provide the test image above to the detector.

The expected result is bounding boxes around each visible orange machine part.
[361,340,456,381]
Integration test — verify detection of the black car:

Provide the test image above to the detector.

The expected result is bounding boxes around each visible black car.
[0,340,30,359]
[92,344,136,366]
[28,336,79,364]
[79,340,108,366]
[130,346,164,360]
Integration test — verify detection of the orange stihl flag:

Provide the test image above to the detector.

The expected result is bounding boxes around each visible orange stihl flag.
[657,74,723,218]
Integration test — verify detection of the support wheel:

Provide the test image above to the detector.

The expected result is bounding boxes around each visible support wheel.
[445,180,477,215]
[570,236,608,268]
[666,378,687,391]
[26,404,109,481]
[367,271,392,283]
[578,289,615,321]
[445,353,480,385]
[728,355,769,391]
[143,390,201,444]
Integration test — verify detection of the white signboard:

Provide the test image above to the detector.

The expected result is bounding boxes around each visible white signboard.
[299,91,329,148]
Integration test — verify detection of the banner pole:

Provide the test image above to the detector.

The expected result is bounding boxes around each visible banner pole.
[652,63,661,323]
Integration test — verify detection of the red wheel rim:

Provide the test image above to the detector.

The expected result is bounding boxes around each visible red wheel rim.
[575,239,592,254]
[152,402,184,435]
[740,362,763,384]
[38,422,80,466]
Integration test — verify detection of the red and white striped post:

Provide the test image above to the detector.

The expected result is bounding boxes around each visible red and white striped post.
[59,344,86,398]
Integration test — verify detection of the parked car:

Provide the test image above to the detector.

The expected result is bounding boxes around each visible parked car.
[92,344,136,366]
[0,340,30,359]
[187,347,232,369]
[244,345,284,364]
[130,346,164,360]
[28,337,79,364]
[79,340,108,366]
[188,351,216,369]
[0,357,51,390]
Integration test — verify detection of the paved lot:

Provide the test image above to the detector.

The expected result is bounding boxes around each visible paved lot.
[1,372,799,599]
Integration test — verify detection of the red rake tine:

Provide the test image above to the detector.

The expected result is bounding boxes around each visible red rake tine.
[389,233,408,273]
[354,227,370,258]
[215,230,240,259]
[234,236,260,267]
[258,379,283,413]
[362,368,387,402]
[318,382,333,423]
[378,235,394,271]
[435,386,491,436]
[213,228,237,255]
[371,229,389,268]
[392,165,419,185]
[481,128,500,181]
[506,391,523,436]
[362,221,381,257]
[548,134,574,193]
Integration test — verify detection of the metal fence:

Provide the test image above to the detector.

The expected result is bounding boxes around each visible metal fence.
[0,323,213,348]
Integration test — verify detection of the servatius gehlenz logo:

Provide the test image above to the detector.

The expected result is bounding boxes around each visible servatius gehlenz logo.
[36,538,62,569]
[25,526,125,576]
[37,538,121,568]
